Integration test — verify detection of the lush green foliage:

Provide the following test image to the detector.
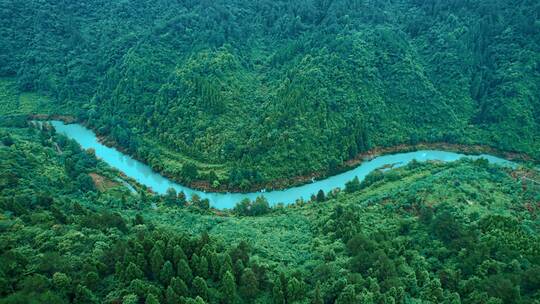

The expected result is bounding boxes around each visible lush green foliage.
[1,124,539,303]
[1,0,538,189]
[1,1,539,302]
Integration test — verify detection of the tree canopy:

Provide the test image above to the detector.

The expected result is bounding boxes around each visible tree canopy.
[1,122,539,303]
[0,0,538,191]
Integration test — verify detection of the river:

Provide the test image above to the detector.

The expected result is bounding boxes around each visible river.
[50,121,516,209]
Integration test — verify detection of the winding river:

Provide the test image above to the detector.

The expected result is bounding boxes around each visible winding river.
[50,121,516,209]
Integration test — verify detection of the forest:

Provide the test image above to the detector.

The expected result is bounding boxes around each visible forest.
[1,120,539,303]
[1,0,540,303]
[0,0,539,190]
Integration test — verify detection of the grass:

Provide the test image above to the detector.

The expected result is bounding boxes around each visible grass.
[0,78,53,115]
[0,78,76,117]
[144,137,229,179]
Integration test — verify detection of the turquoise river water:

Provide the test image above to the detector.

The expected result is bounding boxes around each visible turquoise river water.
[50,121,515,209]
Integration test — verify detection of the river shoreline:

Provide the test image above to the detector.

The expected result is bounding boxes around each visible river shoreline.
[37,114,532,194]
[239,142,532,194]
[93,139,532,194]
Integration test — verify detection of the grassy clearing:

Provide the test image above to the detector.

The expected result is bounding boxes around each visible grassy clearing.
[0,78,55,115]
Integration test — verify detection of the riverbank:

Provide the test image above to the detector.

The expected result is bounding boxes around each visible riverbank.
[30,114,77,124]
[43,116,533,195]
[152,141,532,194]
[235,142,533,193]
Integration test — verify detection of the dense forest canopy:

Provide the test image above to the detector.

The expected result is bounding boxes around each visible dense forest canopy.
[1,1,540,303]
[0,0,539,190]
[1,122,540,303]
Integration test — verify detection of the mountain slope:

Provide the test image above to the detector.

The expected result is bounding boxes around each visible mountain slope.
[1,0,539,190]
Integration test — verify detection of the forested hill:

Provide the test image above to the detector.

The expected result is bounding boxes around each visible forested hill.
[1,0,539,190]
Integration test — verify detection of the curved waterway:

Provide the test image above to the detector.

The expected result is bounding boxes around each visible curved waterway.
[50,121,516,209]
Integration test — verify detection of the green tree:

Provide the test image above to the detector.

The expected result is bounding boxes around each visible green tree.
[420,278,443,303]
[74,284,98,304]
[233,260,245,283]
[345,176,361,193]
[482,274,520,304]
[231,241,250,265]
[192,276,208,300]
[171,277,189,297]
[272,282,286,304]
[166,286,181,304]
[146,293,160,304]
[312,282,323,304]
[316,189,326,202]
[77,173,95,192]
[123,294,139,304]
[194,198,210,210]
[194,296,206,304]
[84,271,99,290]
[52,272,71,292]
[209,252,221,281]
[160,261,174,286]
[191,194,201,206]
[221,271,236,304]
[251,196,271,215]
[181,162,199,182]
[177,191,187,206]
[239,268,258,300]
[336,285,357,304]
[233,198,251,216]
[177,260,193,285]
[287,277,305,302]
[21,274,49,293]
[328,159,340,174]
[150,246,165,279]
[0,133,14,146]
[173,245,188,265]
[134,213,145,225]
[220,254,234,278]
[165,187,178,206]
[197,256,209,279]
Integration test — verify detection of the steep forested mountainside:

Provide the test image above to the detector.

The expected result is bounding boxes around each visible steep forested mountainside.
[0,0,539,190]
[1,123,540,303]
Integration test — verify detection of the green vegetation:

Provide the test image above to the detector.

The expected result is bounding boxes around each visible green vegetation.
[1,123,539,303]
[1,0,539,190]
[0,79,58,116]
[1,1,539,303]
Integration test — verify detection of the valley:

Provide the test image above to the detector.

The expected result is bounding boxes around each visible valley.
[0,0,539,303]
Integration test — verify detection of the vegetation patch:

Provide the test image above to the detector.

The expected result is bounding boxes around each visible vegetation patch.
[0,1,538,190]
[88,173,118,192]
[1,124,539,303]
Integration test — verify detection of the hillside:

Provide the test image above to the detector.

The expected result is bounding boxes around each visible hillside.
[1,123,539,303]
[0,0,539,190]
